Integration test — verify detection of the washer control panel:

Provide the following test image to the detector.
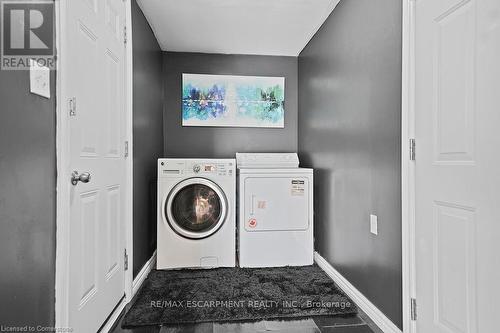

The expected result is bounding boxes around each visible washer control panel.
[159,159,235,178]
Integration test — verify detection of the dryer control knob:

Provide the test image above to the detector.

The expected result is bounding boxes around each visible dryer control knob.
[193,164,201,173]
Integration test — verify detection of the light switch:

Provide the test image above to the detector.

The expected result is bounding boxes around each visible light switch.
[370,214,378,235]
[30,59,50,99]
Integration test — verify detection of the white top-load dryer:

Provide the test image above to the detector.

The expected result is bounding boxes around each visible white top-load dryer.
[236,153,313,268]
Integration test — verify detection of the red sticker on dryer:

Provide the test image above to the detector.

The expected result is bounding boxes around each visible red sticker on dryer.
[248,218,257,228]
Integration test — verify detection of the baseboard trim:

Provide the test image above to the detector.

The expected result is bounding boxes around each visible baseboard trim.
[314,252,402,333]
[99,251,156,333]
[132,250,157,296]
[99,297,127,333]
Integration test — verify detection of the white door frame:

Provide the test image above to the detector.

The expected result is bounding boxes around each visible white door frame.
[54,0,134,329]
[401,0,417,332]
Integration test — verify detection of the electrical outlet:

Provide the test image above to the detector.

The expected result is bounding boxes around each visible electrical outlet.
[370,214,378,235]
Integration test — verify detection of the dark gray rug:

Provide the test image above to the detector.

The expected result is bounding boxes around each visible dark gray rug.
[122,265,357,327]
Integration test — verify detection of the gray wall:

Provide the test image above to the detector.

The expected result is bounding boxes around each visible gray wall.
[132,0,164,278]
[163,52,298,158]
[0,68,56,326]
[298,0,402,327]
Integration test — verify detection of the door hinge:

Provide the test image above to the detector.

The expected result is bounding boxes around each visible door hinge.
[409,138,416,161]
[124,249,129,271]
[123,26,127,44]
[124,141,129,158]
[69,97,77,117]
[410,298,417,321]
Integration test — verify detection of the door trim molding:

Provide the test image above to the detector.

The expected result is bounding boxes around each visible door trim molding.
[54,0,134,328]
[54,0,69,327]
[124,0,134,304]
[314,252,402,333]
[401,0,417,332]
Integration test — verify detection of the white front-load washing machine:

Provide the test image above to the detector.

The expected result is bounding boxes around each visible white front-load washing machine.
[157,158,236,269]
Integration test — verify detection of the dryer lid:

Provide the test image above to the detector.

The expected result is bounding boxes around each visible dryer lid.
[236,153,299,169]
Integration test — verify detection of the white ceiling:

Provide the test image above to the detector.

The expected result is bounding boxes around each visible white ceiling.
[136,0,340,56]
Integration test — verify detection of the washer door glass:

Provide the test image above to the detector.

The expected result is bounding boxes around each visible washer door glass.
[166,179,227,239]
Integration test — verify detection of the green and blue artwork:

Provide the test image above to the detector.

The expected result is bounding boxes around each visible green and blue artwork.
[182,74,285,128]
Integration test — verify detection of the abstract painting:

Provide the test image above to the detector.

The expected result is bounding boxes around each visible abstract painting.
[182,74,285,128]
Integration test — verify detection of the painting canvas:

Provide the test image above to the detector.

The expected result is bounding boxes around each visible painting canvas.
[182,74,285,128]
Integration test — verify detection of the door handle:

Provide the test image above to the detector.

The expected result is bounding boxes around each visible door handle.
[71,171,91,186]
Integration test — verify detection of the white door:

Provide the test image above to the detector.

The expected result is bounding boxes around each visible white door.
[415,0,500,332]
[65,0,127,331]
